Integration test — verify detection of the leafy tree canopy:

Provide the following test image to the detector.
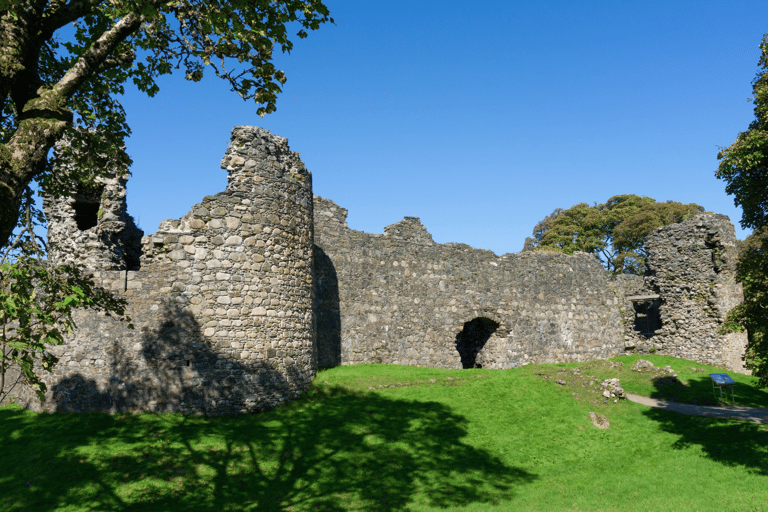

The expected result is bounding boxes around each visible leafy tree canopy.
[716,33,768,231]
[0,0,334,248]
[717,32,768,388]
[523,194,704,276]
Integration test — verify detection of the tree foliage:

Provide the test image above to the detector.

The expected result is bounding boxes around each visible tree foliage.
[716,33,768,231]
[717,33,768,388]
[718,228,768,389]
[523,194,704,276]
[0,0,332,406]
[0,0,334,248]
[1,185,132,405]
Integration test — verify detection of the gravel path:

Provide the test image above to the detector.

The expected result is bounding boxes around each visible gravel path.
[625,393,768,424]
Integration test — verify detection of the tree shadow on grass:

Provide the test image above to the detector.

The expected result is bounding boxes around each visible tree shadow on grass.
[647,372,768,409]
[0,381,538,511]
[647,375,722,406]
[640,378,768,477]
[0,294,537,511]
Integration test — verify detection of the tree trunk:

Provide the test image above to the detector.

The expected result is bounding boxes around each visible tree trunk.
[0,5,143,249]
[0,103,72,249]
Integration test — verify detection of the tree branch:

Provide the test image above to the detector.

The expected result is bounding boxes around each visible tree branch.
[40,0,103,41]
[55,10,144,98]
[97,47,136,73]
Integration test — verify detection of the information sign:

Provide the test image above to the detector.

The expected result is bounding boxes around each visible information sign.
[709,373,736,404]
[710,374,735,386]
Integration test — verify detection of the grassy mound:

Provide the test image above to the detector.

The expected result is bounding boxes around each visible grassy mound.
[1,354,767,511]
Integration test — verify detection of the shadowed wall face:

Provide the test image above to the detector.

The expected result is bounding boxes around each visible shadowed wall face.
[456,318,499,369]
[631,299,661,336]
[3,126,318,416]
[72,183,103,231]
[313,245,341,368]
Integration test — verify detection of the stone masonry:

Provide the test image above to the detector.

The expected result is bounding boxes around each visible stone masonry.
[44,133,143,270]
[2,126,316,416]
[0,126,750,416]
[313,197,626,370]
[641,213,750,373]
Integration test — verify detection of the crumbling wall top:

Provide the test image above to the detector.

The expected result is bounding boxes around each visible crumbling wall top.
[45,130,143,270]
[314,196,349,228]
[383,217,434,245]
[221,126,311,194]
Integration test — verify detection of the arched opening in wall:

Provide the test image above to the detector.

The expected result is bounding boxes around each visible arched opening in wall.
[455,317,499,369]
[629,295,662,337]
[73,183,104,231]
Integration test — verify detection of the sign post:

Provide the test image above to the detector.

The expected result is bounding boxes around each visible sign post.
[709,374,736,405]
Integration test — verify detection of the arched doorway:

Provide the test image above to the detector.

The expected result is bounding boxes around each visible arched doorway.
[455,317,500,369]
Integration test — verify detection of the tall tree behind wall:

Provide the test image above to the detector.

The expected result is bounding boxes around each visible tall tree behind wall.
[523,194,704,276]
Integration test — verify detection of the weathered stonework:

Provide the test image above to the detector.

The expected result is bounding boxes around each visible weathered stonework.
[609,274,658,351]
[3,126,316,416]
[44,133,144,270]
[641,213,750,373]
[0,126,750,417]
[312,197,626,370]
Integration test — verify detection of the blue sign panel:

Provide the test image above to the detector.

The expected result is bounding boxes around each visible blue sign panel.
[710,374,736,386]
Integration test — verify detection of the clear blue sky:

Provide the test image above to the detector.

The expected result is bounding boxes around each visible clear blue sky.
[58,1,768,255]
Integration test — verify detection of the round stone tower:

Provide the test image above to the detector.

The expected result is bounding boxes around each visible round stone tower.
[215,125,318,403]
[131,125,318,415]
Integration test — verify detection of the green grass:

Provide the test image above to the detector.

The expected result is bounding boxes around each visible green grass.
[2,354,768,512]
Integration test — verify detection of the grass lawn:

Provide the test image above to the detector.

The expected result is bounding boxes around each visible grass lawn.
[1,353,767,511]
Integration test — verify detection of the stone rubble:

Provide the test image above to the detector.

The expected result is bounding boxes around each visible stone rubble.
[600,378,626,400]
[589,411,610,429]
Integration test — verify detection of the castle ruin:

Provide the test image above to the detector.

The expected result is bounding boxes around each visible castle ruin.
[0,126,750,416]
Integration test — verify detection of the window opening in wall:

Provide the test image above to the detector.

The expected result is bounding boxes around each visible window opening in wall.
[72,183,104,231]
[455,317,500,369]
[627,295,662,337]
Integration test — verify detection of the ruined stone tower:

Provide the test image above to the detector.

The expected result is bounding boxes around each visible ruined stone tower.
[642,213,750,373]
[7,126,317,416]
[44,132,143,270]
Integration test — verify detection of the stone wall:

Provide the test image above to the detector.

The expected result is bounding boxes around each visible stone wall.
[313,197,627,370]
[2,126,317,416]
[642,213,750,373]
[608,274,660,352]
[44,133,143,270]
[1,126,751,417]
